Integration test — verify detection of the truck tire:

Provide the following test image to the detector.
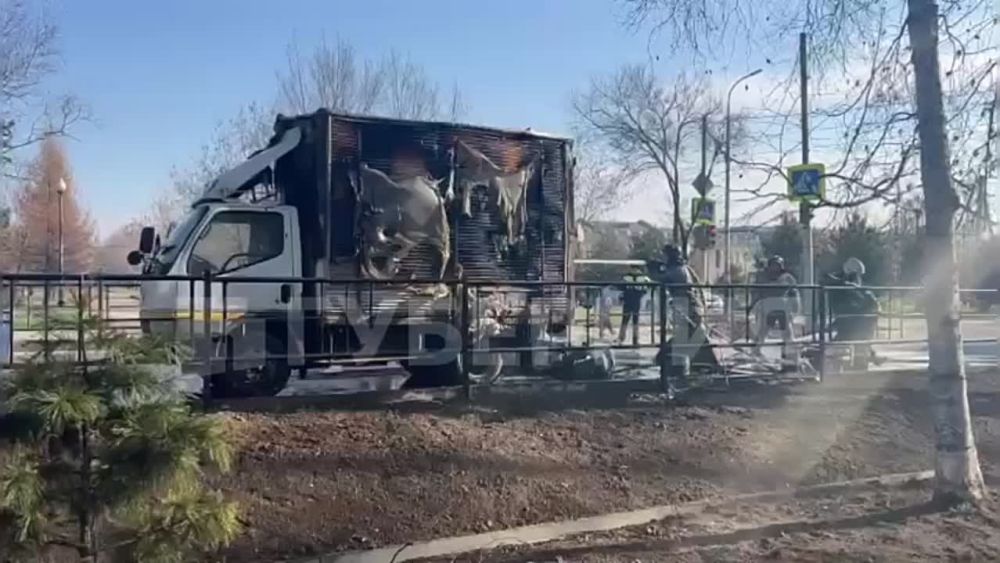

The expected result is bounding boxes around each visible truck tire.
[403,352,503,388]
[211,333,291,398]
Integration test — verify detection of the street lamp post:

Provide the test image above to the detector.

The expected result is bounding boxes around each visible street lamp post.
[724,68,762,286]
[56,178,67,306]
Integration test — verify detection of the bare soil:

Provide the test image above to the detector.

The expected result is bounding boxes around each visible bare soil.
[217,370,1000,561]
[467,486,1000,562]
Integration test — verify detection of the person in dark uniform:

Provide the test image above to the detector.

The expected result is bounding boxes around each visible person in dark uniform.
[618,265,650,345]
[826,257,883,366]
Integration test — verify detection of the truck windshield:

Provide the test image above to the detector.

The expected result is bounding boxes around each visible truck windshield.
[146,205,208,275]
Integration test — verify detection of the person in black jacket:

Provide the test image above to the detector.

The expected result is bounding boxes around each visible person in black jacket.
[618,265,650,345]
[826,257,883,366]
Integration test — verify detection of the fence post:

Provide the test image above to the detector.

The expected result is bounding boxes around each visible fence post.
[460,282,471,400]
[221,279,231,380]
[6,278,14,366]
[188,278,196,347]
[96,279,104,326]
[76,276,85,364]
[658,284,669,396]
[818,285,827,382]
[201,271,213,405]
[42,280,50,361]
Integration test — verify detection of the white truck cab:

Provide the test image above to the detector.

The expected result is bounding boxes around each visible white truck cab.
[135,201,303,398]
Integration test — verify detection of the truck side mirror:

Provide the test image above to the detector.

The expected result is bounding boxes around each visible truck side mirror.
[126,250,143,266]
[138,226,155,253]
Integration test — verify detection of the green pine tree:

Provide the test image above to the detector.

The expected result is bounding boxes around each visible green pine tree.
[0,297,240,561]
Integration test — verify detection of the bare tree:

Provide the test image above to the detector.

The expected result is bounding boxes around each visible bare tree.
[162,38,469,221]
[169,101,274,205]
[382,50,440,120]
[574,143,634,223]
[573,67,730,252]
[95,221,147,273]
[0,0,86,179]
[278,37,385,115]
[277,37,457,120]
[623,0,995,503]
[447,82,469,122]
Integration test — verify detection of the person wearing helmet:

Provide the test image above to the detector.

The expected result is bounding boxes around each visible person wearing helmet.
[654,244,720,374]
[618,264,651,345]
[826,257,882,367]
[751,255,800,362]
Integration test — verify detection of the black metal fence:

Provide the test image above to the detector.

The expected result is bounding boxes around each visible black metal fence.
[0,272,996,399]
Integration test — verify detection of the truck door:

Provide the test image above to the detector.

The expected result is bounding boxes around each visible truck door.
[185,208,300,369]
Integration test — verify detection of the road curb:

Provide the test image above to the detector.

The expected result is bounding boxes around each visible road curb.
[300,470,934,563]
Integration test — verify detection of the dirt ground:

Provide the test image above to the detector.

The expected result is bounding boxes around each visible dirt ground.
[468,486,1000,562]
[217,370,1000,561]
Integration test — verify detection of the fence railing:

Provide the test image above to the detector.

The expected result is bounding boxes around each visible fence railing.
[0,272,996,396]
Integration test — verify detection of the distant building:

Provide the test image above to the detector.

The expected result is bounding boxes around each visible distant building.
[579,220,775,284]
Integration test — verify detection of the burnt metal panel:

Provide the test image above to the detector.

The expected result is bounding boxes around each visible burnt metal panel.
[277,110,573,324]
[324,112,572,288]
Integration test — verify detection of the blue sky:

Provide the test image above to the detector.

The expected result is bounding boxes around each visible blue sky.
[29,1,998,240]
[46,0,692,236]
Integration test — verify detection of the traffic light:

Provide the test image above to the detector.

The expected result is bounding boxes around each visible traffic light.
[706,225,717,248]
[691,224,706,249]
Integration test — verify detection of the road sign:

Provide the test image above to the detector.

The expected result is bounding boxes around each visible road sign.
[787,163,826,201]
[692,173,714,196]
[691,197,716,225]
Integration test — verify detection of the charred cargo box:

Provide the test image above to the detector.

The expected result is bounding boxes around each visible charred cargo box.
[275,110,575,286]
[270,110,576,367]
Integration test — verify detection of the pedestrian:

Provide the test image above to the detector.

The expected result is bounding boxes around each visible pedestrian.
[655,244,720,373]
[598,284,615,339]
[826,257,883,367]
[618,265,650,345]
[751,255,800,365]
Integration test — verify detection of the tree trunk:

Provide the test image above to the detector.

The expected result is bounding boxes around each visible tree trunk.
[906,0,985,504]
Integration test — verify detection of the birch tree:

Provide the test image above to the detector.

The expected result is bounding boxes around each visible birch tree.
[622,0,995,503]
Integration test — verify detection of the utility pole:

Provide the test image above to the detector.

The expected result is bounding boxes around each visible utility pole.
[724,68,763,285]
[799,33,814,294]
[725,69,763,336]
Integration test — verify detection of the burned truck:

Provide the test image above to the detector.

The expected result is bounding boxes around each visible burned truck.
[132,110,576,397]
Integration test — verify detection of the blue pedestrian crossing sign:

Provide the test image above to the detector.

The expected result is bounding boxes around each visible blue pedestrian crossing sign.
[691,197,716,225]
[787,163,826,201]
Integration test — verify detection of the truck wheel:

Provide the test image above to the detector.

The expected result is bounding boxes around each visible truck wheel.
[403,352,503,388]
[211,334,291,398]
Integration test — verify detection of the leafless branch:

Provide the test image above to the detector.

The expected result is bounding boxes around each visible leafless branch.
[276,36,458,121]
[0,1,87,176]
[572,65,733,251]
